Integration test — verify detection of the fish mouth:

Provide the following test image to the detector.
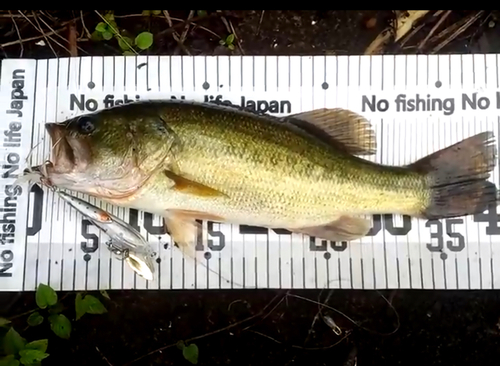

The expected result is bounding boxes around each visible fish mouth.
[45,122,76,174]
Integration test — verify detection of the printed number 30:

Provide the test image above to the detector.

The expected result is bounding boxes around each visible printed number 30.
[426,218,465,252]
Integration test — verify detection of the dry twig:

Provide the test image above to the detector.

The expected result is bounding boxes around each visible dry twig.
[27,11,57,57]
[417,10,452,51]
[80,10,92,39]
[248,329,352,350]
[36,13,88,55]
[8,11,23,57]
[399,23,426,48]
[96,346,113,366]
[122,292,285,366]
[256,10,265,36]
[68,21,78,56]
[432,11,485,53]
[0,18,78,48]
[162,10,191,55]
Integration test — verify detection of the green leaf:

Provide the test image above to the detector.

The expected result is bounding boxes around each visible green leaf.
[152,10,162,15]
[219,39,225,45]
[27,312,43,327]
[135,32,153,50]
[197,10,207,17]
[104,12,115,22]
[182,344,199,365]
[228,44,235,50]
[35,284,57,309]
[25,340,48,353]
[118,37,134,51]
[48,302,64,315]
[123,51,135,56]
[83,295,107,315]
[95,22,107,33]
[176,340,185,350]
[19,349,49,365]
[48,315,71,339]
[108,21,119,34]
[76,294,107,320]
[75,293,85,321]
[3,327,26,355]
[0,318,11,327]
[226,34,235,44]
[91,30,103,41]
[0,355,19,366]
[102,31,113,41]
[142,10,151,16]
[100,290,110,300]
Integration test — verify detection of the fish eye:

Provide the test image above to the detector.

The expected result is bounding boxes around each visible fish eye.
[77,116,95,134]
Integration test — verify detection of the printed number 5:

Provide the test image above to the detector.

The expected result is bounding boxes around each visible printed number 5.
[426,218,465,252]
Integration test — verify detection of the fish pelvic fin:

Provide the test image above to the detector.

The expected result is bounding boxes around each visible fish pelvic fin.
[409,131,498,220]
[293,215,372,242]
[163,213,199,261]
[163,210,225,261]
[286,108,377,155]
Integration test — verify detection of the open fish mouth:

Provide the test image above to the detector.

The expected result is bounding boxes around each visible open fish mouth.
[45,122,76,174]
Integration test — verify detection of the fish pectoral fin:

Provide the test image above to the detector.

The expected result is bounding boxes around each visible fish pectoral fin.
[164,170,227,198]
[287,108,377,156]
[293,215,372,242]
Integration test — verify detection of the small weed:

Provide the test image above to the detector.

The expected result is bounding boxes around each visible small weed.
[141,10,162,16]
[176,340,199,365]
[0,283,109,365]
[219,34,235,50]
[93,11,154,55]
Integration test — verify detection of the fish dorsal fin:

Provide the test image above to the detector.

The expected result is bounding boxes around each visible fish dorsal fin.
[286,108,377,156]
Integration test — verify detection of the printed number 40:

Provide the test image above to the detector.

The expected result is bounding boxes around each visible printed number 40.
[426,218,465,252]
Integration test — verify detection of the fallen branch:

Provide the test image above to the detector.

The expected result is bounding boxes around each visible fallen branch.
[365,10,430,55]
[0,17,78,48]
[432,10,485,53]
[417,10,452,51]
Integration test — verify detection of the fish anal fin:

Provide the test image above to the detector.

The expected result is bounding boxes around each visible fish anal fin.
[287,108,377,156]
[292,215,372,242]
[164,170,227,198]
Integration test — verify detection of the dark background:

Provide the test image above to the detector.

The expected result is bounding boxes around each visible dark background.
[1,10,500,366]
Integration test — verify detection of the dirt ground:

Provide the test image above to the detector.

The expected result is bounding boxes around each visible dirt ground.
[1,10,500,366]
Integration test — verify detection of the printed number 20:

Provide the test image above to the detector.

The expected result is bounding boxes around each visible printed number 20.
[426,218,465,252]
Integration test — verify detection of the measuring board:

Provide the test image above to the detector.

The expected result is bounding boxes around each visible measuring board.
[1,54,500,292]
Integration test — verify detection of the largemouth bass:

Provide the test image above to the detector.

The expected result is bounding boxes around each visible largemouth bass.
[33,100,497,260]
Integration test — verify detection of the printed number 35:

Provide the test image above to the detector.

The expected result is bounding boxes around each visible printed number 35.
[426,218,465,252]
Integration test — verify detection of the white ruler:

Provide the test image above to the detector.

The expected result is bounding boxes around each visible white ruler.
[1,54,500,292]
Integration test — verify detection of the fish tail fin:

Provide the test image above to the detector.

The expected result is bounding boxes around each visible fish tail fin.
[408,131,498,220]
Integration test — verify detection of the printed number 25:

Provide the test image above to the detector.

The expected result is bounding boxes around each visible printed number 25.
[426,218,465,252]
